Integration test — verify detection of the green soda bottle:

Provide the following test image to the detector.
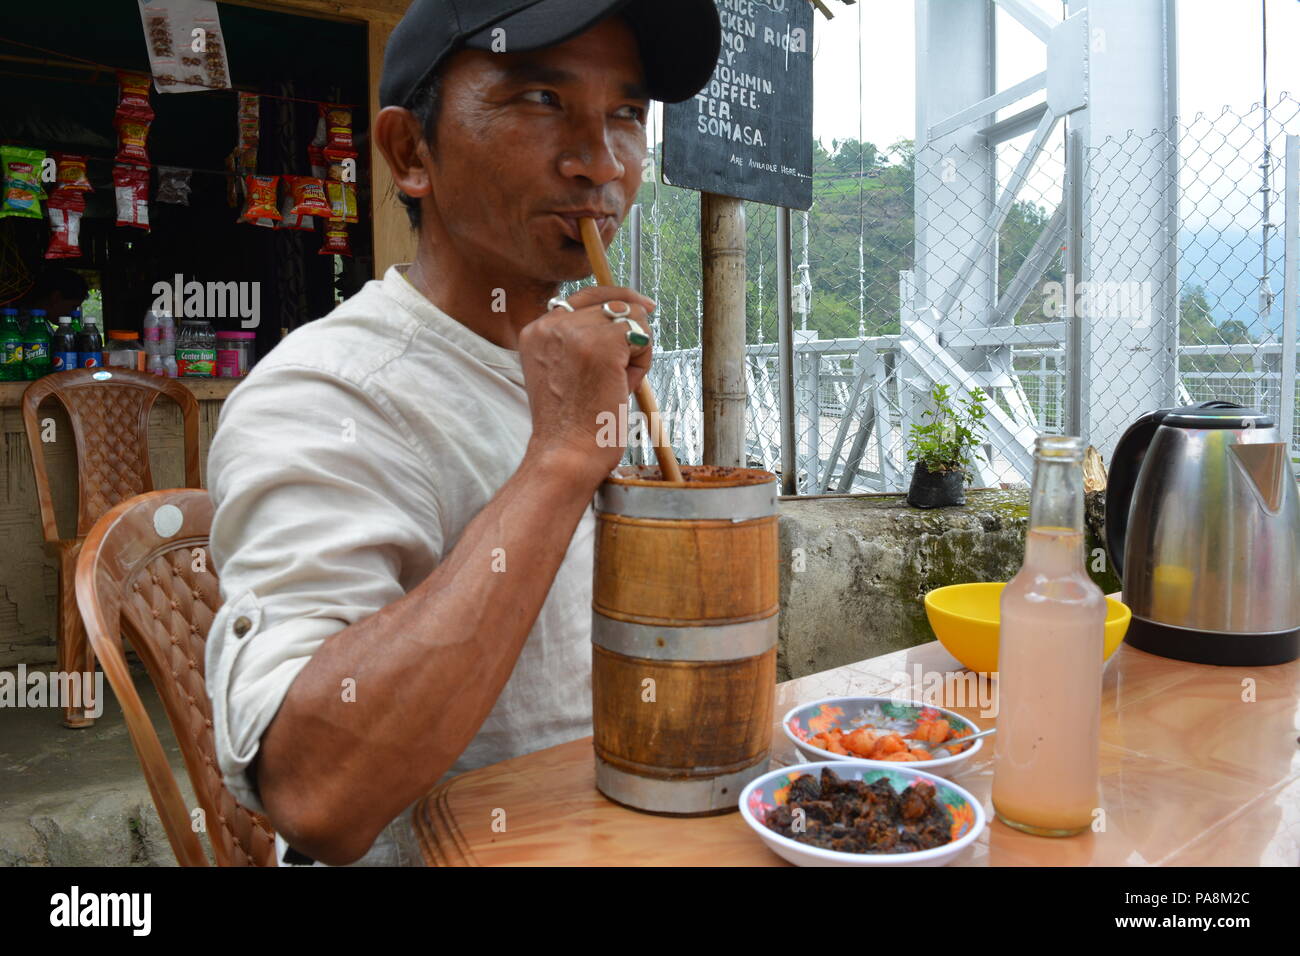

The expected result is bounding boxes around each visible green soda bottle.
[0,309,24,382]
[22,310,51,379]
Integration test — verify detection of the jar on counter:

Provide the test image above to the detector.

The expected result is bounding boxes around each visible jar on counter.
[176,320,217,377]
[216,331,256,378]
[106,330,146,371]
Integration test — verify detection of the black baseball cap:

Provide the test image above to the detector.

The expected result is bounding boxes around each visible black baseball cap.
[379,0,722,109]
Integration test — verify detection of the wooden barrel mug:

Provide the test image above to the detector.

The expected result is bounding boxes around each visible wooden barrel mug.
[591,464,779,815]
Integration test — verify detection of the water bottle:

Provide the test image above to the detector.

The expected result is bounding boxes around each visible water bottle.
[147,352,167,377]
[159,311,176,359]
[51,316,78,373]
[143,310,163,356]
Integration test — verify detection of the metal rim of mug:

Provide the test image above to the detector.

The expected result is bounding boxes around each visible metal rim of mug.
[595,480,777,521]
[594,756,770,814]
[591,614,777,661]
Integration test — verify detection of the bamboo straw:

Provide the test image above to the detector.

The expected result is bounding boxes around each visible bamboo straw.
[579,217,684,484]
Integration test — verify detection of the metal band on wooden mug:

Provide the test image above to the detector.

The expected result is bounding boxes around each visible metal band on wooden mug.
[595,756,769,814]
[595,480,776,521]
[591,613,777,661]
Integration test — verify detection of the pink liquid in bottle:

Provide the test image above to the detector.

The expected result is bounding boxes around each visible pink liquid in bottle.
[992,438,1106,836]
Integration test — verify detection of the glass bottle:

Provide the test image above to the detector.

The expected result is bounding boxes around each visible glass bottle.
[992,435,1106,837]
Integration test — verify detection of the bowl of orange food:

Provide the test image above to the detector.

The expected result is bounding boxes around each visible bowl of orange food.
[782,696,983,779]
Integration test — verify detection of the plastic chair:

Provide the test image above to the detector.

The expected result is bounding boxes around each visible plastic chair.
[75,487,276,867]
[22,367,200,727]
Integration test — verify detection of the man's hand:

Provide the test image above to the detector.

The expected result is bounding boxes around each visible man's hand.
[519,285,655,483]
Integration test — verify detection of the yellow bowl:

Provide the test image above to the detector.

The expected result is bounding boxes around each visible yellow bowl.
[923,582,1131,674]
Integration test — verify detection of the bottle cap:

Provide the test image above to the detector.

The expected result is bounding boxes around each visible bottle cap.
[108,331,141,340]
[30,309,46,316]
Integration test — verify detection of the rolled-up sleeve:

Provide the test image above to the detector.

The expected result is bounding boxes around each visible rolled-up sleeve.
[204,363,443,814]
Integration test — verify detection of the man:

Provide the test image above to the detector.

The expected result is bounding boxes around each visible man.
[205,0,721,866]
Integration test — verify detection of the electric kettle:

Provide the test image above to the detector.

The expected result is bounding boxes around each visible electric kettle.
[1105,401,1300,665]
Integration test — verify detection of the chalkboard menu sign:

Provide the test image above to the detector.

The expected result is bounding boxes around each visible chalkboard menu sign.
[663,0,814,210]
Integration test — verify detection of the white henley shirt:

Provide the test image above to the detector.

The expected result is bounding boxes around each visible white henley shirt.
[204,263,595,866]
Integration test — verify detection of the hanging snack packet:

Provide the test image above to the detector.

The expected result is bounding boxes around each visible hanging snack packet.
[52,153,93,196]
[236,93,259,171]
[45,191,86,259]
[276,189,314,232]
[156,166,193,206]
[115,113,153,167]
[117,71,155,118]
[1,145,46,219]
[287,176,333,218]
[307,143,327,180]
[319,219,352,256]
[322,104,354,151]
[239,174,282,224]
[325,180,358,224]
[324,147,358,181]
[114,165,151,231]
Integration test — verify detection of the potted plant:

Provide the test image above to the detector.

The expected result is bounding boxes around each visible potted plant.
[905,383,989,508]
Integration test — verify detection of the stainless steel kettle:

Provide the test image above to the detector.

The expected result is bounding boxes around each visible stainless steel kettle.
[1105,401,1300,665]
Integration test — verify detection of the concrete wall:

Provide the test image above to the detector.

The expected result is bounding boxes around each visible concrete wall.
[775,489,1117,681]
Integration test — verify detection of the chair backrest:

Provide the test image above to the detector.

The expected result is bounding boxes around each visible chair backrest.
[22,368,201,542]
[75,488,276,867]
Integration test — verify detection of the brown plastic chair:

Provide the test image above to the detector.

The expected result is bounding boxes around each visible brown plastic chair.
[75,487,276,867]
[22,367,201,727]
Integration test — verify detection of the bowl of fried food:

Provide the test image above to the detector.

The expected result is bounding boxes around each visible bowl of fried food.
[782,696,982,778]
[740,762,985,867]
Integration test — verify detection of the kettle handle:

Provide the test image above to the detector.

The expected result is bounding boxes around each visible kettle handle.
[1104,410,1166,580]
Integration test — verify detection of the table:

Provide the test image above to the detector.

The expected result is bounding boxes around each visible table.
[413,640,1300,866]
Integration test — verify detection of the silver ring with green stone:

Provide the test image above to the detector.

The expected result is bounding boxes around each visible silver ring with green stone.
[613,316,651,347]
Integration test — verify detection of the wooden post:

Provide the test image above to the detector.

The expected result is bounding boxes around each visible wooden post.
[701,193,747,467]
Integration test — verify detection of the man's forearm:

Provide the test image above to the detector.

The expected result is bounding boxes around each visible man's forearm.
[254,443,602,864]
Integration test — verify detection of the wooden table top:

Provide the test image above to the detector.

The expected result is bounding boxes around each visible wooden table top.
[413,640,1300,866]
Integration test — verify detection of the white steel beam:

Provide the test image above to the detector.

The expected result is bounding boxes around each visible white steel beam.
[936,108,1060,321]
[930,72,1046,141]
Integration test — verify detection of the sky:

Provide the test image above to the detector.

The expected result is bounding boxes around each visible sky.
[806,0,1300,155]
[647,1,1300,165]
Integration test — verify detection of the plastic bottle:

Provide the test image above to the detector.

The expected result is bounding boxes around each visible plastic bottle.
[22,311,51,379]
[0,309,23,381]
[76,316,104,369]
[158,311,176,360]
[143,310,163,356]
[51,316,78,373]
[163,355,178,378]
[147,352,167,377]
[70,308,83,335]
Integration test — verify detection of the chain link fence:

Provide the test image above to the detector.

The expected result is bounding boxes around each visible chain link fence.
[565,96,1300,491]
